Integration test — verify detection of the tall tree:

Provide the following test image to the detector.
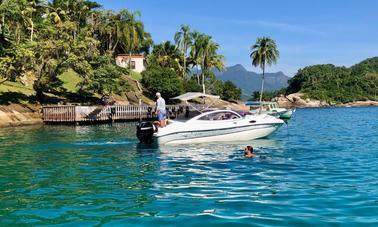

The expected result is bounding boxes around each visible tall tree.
[196,34,224,94]
[148,41,181,72]
[250,37,279,106]
[22,0,36,42]
[119,10,144,76]
[188,30,202,85]
[174,24,191,79]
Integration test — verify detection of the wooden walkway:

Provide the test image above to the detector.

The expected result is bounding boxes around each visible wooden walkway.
[42,105,199,124]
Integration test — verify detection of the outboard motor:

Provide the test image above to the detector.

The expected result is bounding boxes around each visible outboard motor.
[136,121,155,144]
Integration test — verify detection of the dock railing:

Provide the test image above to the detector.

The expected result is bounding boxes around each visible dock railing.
[42,105,205,124]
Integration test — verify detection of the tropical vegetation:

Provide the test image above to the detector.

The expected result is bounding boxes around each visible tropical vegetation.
[0,1,242,104]
[0,0,151,103]
[141,24,241,101]
[250,37,279,103]
[286,57,378,103]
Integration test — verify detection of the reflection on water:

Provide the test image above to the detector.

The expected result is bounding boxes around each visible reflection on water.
[158,138,283,162]
[1,107,378,226]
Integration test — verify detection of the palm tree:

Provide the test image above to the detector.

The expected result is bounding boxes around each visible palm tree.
[250,37,279,105]
[174,24,191,79]
[150,41,181,70]
[189,30,202,85]
[196,34,224,94]
[21,0,36,42]
[120,10,145,77]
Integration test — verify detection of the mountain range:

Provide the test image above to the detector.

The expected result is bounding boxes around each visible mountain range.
[214,64,290,97]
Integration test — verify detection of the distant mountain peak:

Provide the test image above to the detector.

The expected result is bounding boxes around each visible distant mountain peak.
[227,64,247,72]
[214,65,290,99]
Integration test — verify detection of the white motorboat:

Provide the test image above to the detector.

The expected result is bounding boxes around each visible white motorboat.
[136,93,284,145]
[246,101,295,120]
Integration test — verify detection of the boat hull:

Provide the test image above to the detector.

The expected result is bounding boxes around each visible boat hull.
[279,109,294,120]
[155,123,283,145]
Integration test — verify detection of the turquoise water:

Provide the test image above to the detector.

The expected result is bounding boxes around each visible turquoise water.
[0,107,377,226]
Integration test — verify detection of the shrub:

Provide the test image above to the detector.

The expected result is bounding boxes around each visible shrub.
[141,66,183,100]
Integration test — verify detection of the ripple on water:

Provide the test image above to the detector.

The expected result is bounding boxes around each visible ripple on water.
[0,108,378,226]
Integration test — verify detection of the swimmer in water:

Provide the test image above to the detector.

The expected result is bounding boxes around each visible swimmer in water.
[244,146,255,158]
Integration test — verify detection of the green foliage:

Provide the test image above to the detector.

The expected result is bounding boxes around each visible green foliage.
[88,62,131,96]
[221,81,242,101]
[185,77,202,93]
[0,43,35,83]
[148,41,183,75]
[250,37,279,102]
[204,73,241,101]
[174,24,192,78]
[58,69,83,92]
[250,37,279,70]
[251,88,286,101]
[287,62,378,103]
[0,0,147,103]
[141,66,182,100]
[171,26,225,93]
[131,71,142,81]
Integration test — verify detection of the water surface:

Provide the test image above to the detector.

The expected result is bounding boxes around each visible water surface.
[0,107,377,226]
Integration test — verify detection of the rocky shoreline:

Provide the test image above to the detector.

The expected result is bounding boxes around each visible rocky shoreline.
[276,93,378,108]
[0,104,42,128]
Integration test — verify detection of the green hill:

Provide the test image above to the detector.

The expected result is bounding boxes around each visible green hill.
[286,57,378,103]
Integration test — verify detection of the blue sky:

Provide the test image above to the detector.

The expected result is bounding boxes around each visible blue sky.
[97,0,378,76]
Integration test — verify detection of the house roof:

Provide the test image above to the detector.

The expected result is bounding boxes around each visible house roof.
[117,54,145,59]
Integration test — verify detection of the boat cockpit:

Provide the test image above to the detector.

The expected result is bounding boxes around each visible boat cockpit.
[196,110,241,121]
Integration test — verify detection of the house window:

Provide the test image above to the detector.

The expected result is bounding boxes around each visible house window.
[130,60,136,69]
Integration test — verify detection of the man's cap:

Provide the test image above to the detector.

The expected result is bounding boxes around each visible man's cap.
[156,92,161,97]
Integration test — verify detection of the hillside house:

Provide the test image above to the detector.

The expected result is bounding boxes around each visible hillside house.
[116,54,146,73]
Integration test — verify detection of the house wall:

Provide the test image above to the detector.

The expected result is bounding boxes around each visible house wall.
[116,56,146,73]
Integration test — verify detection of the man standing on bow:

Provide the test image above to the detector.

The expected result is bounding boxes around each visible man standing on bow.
[155,92,166,128]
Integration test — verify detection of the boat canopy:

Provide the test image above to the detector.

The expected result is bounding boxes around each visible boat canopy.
[171,92,220,101]
[171,92,220,113]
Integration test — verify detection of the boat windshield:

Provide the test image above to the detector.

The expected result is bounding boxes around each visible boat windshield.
[198,111,241,121]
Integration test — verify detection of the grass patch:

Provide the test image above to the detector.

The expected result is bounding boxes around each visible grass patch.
[131,71,142,81]
[0,81,34,104]
[58,69,83,92]
[0,81,35,96]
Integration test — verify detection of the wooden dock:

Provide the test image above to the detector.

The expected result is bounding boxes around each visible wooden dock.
[42,105,198,124]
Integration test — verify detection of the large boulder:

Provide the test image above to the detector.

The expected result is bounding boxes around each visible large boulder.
[277,93,330,108]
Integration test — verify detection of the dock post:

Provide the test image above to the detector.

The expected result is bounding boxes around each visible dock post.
[139,99,142,122]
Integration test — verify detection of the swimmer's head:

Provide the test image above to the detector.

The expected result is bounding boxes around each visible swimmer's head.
[246,146,253,153]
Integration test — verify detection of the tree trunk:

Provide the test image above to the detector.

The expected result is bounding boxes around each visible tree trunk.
[30,21,34,42]
[183,45,186,79]
[202,59,206,94]
[129,51,132,77]
[196,65,200,85]
[0,15,3,34]
[16,23,20,45]
[259,64,265,113]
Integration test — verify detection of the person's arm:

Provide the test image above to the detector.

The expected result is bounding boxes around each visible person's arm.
[156,99,161,114]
